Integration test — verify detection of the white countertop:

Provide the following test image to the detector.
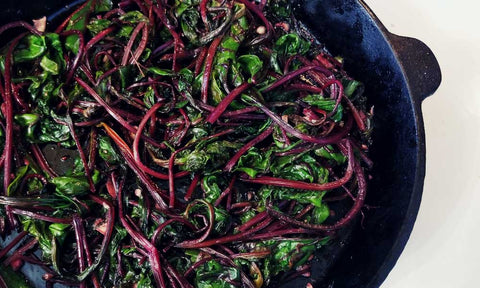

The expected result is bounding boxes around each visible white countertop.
[362,1,480,288]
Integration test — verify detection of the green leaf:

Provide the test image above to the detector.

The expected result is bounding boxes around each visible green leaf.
[65,0,111,32]
[115,65,135,90]
[234,147,272,178]
[177,68,194,92]
[210,14,248,103]
[65,35,81,54]
[302,94,333,110]
[271,152,329,183]
[212,207,231,235]
[180,9,200,44]
[66,1,93,31]
[14,35,46,62]
[109,226,128,257]
[274,33,311,58]
[143,86,155,108]
[94,0,113,13]
[234,167,258,178]
[136,273,153,288]
[205,141,239,169]
[201,176,222,203]
[7,166,29,196]
[65,0,112,53]
[148,67,175,76]
[268,0,291,19]
[44,33,66,73]
[194,259,239,288]
[240,209,257,224]
[259,238,327,283]
[175,0,194,17]
[52,175,92,196]
[281,164,314,182]
[119,10,149,24]
[238,54,263,79]
[302,94,344,122]
[98,136,121,164]
[260,186,326,208]
[14,114,39,126]
[0,265,33,288]
[87,18,112,35]
[181,150,209,172]
[117,26,134,38]
[40,56,60,75]
[38,117,74,147]
[300,154,330,184]
[343,79,364,98]
[49,223,70,237]
[312,204,330,224]
[229,61,245,88]
[314,145,346,164]
[22,218,55,259]
[282,189,326,207]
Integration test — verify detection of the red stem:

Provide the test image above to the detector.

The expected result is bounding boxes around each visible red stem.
[61,30,85,85]
[184,173,201,201]
[151,218,195,245]
[117,181,167,288]
[201,37,222,103]
[72,215,87,288]
[65,115,96,192]
[3,238,38,266]
[263,66,333,93]
[241,141,353,191]
[321,79,344,117]
[250,95,353,145]
[206,82,253,124]
[287,83,323,94]
[122,22,146,66]
[77,77,166,148]
[0,231,28,259]
[214,175,237,207]
[87,194,116,283]
[2,35,25,194]
[183,256,213,277]
[81,223,101,288]
[10,208,72,224]
[224,125,273,172]
[176,214,272,249]
[222,106,258,117]
[344,96,367,131]
[195,47,208,76]
[85,26,116,51]
[175,201,216,248]
[131,23,149,64]
[235,0,272,45]
[200,0,210,27]
[132,102,189,180]
[168,150,179,208]
[267,148,367,231]
[99,122,170,211]
[54,1,89,33]
[235,211,268,233]
[0,21,41,36]
[266,156,366,231]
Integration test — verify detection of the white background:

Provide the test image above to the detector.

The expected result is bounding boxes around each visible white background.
[362,1,480,288]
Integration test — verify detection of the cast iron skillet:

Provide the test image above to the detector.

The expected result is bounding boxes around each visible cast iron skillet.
[0,0,441,287]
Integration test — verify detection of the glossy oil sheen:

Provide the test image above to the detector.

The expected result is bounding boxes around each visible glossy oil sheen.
[0,1,441,288]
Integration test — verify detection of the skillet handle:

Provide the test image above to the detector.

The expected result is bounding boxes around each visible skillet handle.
[385,33,442,102]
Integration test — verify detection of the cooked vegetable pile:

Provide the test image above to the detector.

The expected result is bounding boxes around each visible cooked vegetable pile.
[0,0,372,287]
